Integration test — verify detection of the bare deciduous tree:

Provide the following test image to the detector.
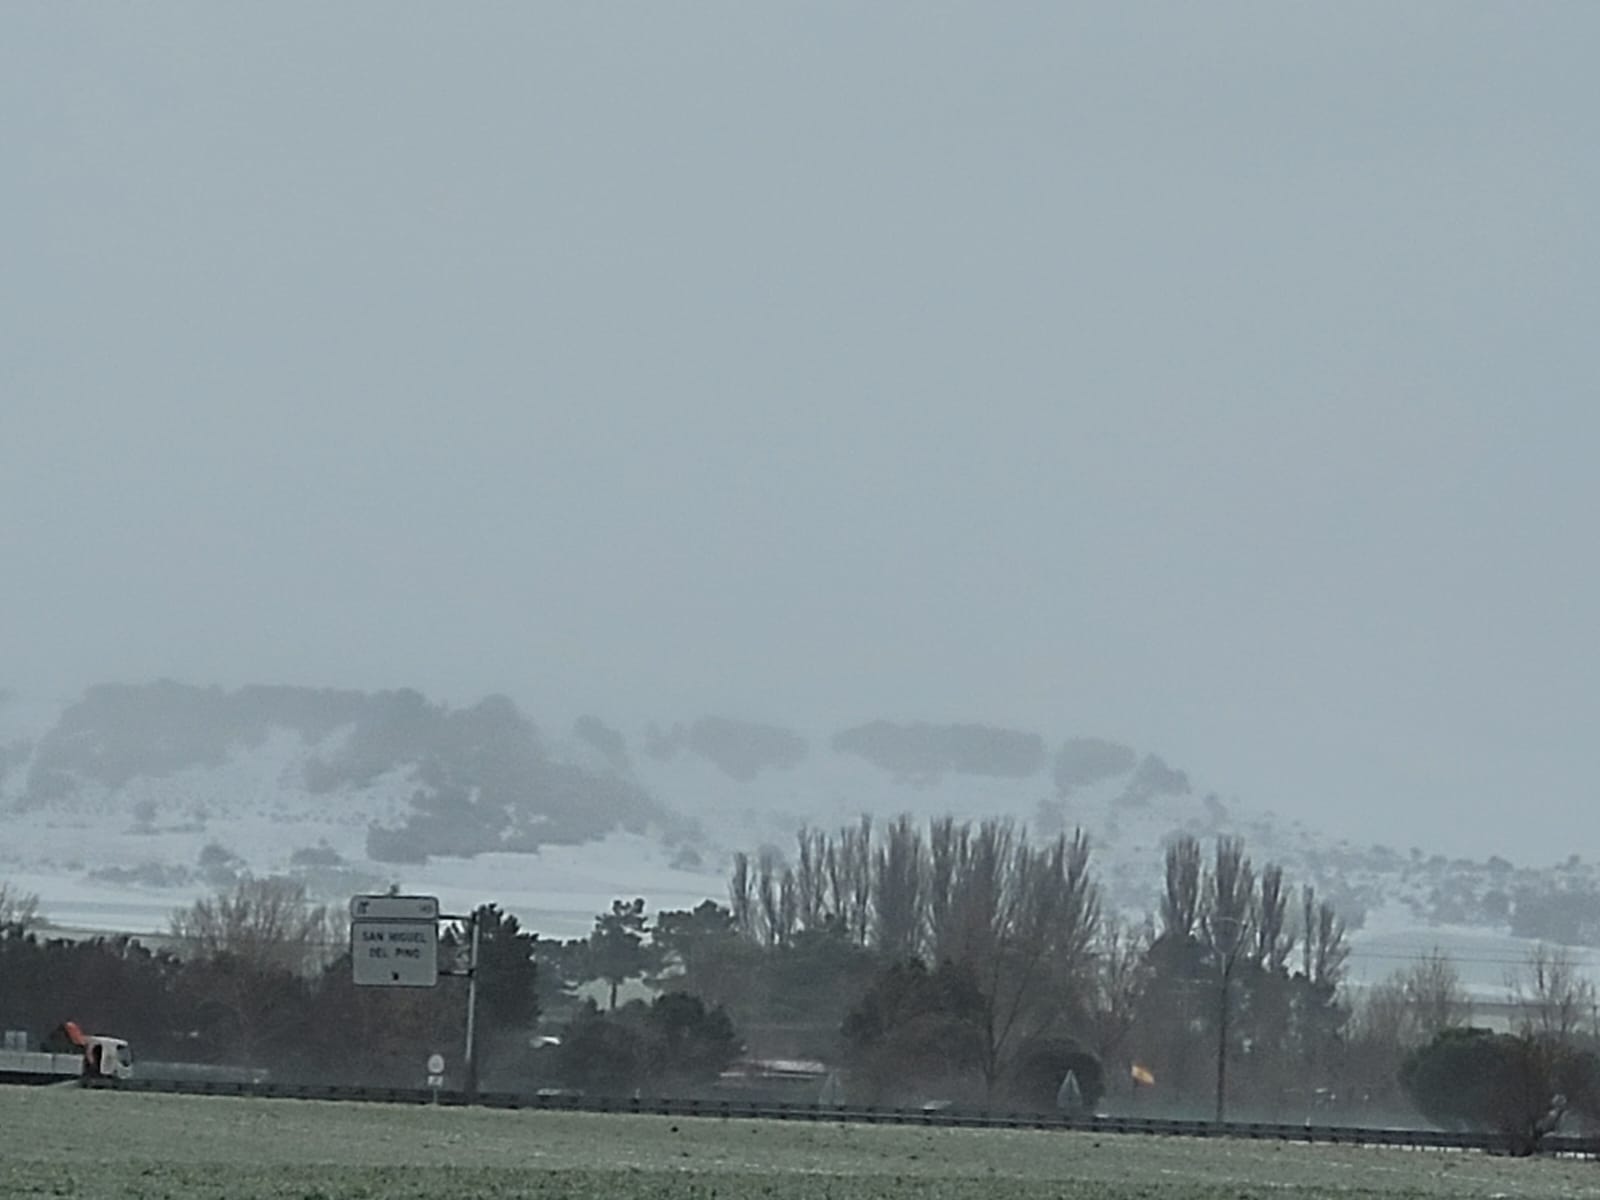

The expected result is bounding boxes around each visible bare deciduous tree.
[1160,835,1202,943]
[1402,947,1472,1038]
[1342,975,1418,1108]
[728,851,755,939]
[948,818,1013,967]
[778,867,799,946]
[1508,942,1594,1045]
[1205,837,1255,962]
[170,875,335,976]
[926,816,968,962]
[1053,829,1101,970]
[872,814,925,960]
[957,820,1102,1096]
[1354,976,1414,1048]
[169,875,339,1065]
[1254,864,1295,974]
[1085,917,1152,1068]
[793,827,828,932]
[842,816,874,945]
[0,881,41,933]
[1300,886,1349,990]
[1204,837,1255,1121]
[801,815,1106,1099]
[755,847,787,947]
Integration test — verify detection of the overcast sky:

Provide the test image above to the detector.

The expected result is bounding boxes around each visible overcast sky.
[3,5,1596,863]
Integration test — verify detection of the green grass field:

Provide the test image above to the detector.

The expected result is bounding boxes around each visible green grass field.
[4,1086,1600,1199]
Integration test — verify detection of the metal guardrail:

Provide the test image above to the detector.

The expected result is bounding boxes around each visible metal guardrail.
[92,1076,1599,1158]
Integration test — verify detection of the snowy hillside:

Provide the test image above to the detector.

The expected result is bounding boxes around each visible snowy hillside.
[0,684,709,936]
[3,683,1599,997]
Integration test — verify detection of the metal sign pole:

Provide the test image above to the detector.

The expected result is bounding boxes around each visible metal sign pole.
[463,911,481,1098]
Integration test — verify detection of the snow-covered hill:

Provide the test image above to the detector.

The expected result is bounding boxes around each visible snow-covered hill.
[3,683,1598,998]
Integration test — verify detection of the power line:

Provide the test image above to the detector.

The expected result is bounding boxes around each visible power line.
[20,928,1600,971]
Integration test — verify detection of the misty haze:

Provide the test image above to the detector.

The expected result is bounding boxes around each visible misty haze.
[4,4,1599,1197]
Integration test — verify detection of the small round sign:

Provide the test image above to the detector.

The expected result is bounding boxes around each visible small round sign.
[427,1053,445,1075]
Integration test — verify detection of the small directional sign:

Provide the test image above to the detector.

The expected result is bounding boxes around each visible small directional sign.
[350,894,439,921]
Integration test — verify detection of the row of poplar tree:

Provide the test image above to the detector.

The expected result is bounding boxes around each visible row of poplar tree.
[656,818,1354,1115]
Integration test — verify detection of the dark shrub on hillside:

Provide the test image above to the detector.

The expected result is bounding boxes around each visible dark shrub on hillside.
[304,688,447,793]
[28,681,234,791]
[1114,754,1191,806]
[832,722,1045,781]
[367,761,667,863]
[574,715,630,771]
[26,682,370,801]
[25,683,671,858]
[0,738,30,781]
[1053,737,1137,793]
[685,716,808,782]
[1510,886,1600,946]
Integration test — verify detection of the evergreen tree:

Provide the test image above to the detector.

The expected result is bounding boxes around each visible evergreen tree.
[589,898,651,1009]
[469,904,540,1035]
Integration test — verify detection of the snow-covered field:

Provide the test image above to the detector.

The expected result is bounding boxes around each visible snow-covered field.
[1344,903,1600,1000]
[13,1086,1598,1200]
[0,837,725,942]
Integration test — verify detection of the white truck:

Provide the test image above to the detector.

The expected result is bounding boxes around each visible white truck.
[0,1023,133,1084]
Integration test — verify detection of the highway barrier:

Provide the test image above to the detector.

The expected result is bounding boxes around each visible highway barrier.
[71,1076,1598,1159]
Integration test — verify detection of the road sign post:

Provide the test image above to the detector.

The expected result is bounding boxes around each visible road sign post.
[463,913,481,1099]
[349,894,479,1100]
[427,1053,445,1102]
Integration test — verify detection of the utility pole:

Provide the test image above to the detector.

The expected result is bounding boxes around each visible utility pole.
[1213,914,1244,1126]
[1215,949,1235,1124]
[463,911,481,1098]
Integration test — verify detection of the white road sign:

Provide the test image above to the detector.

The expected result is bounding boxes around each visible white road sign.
[351,918,438,987]
[427,1053,445,1075]
[350,894,439,921]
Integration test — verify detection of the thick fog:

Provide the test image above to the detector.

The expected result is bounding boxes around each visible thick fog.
[3,5,1596,862]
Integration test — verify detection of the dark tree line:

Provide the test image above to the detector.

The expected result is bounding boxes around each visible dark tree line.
[0,884,533,1088]
[0,879,737,1095]
[10,829,1600,1132]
